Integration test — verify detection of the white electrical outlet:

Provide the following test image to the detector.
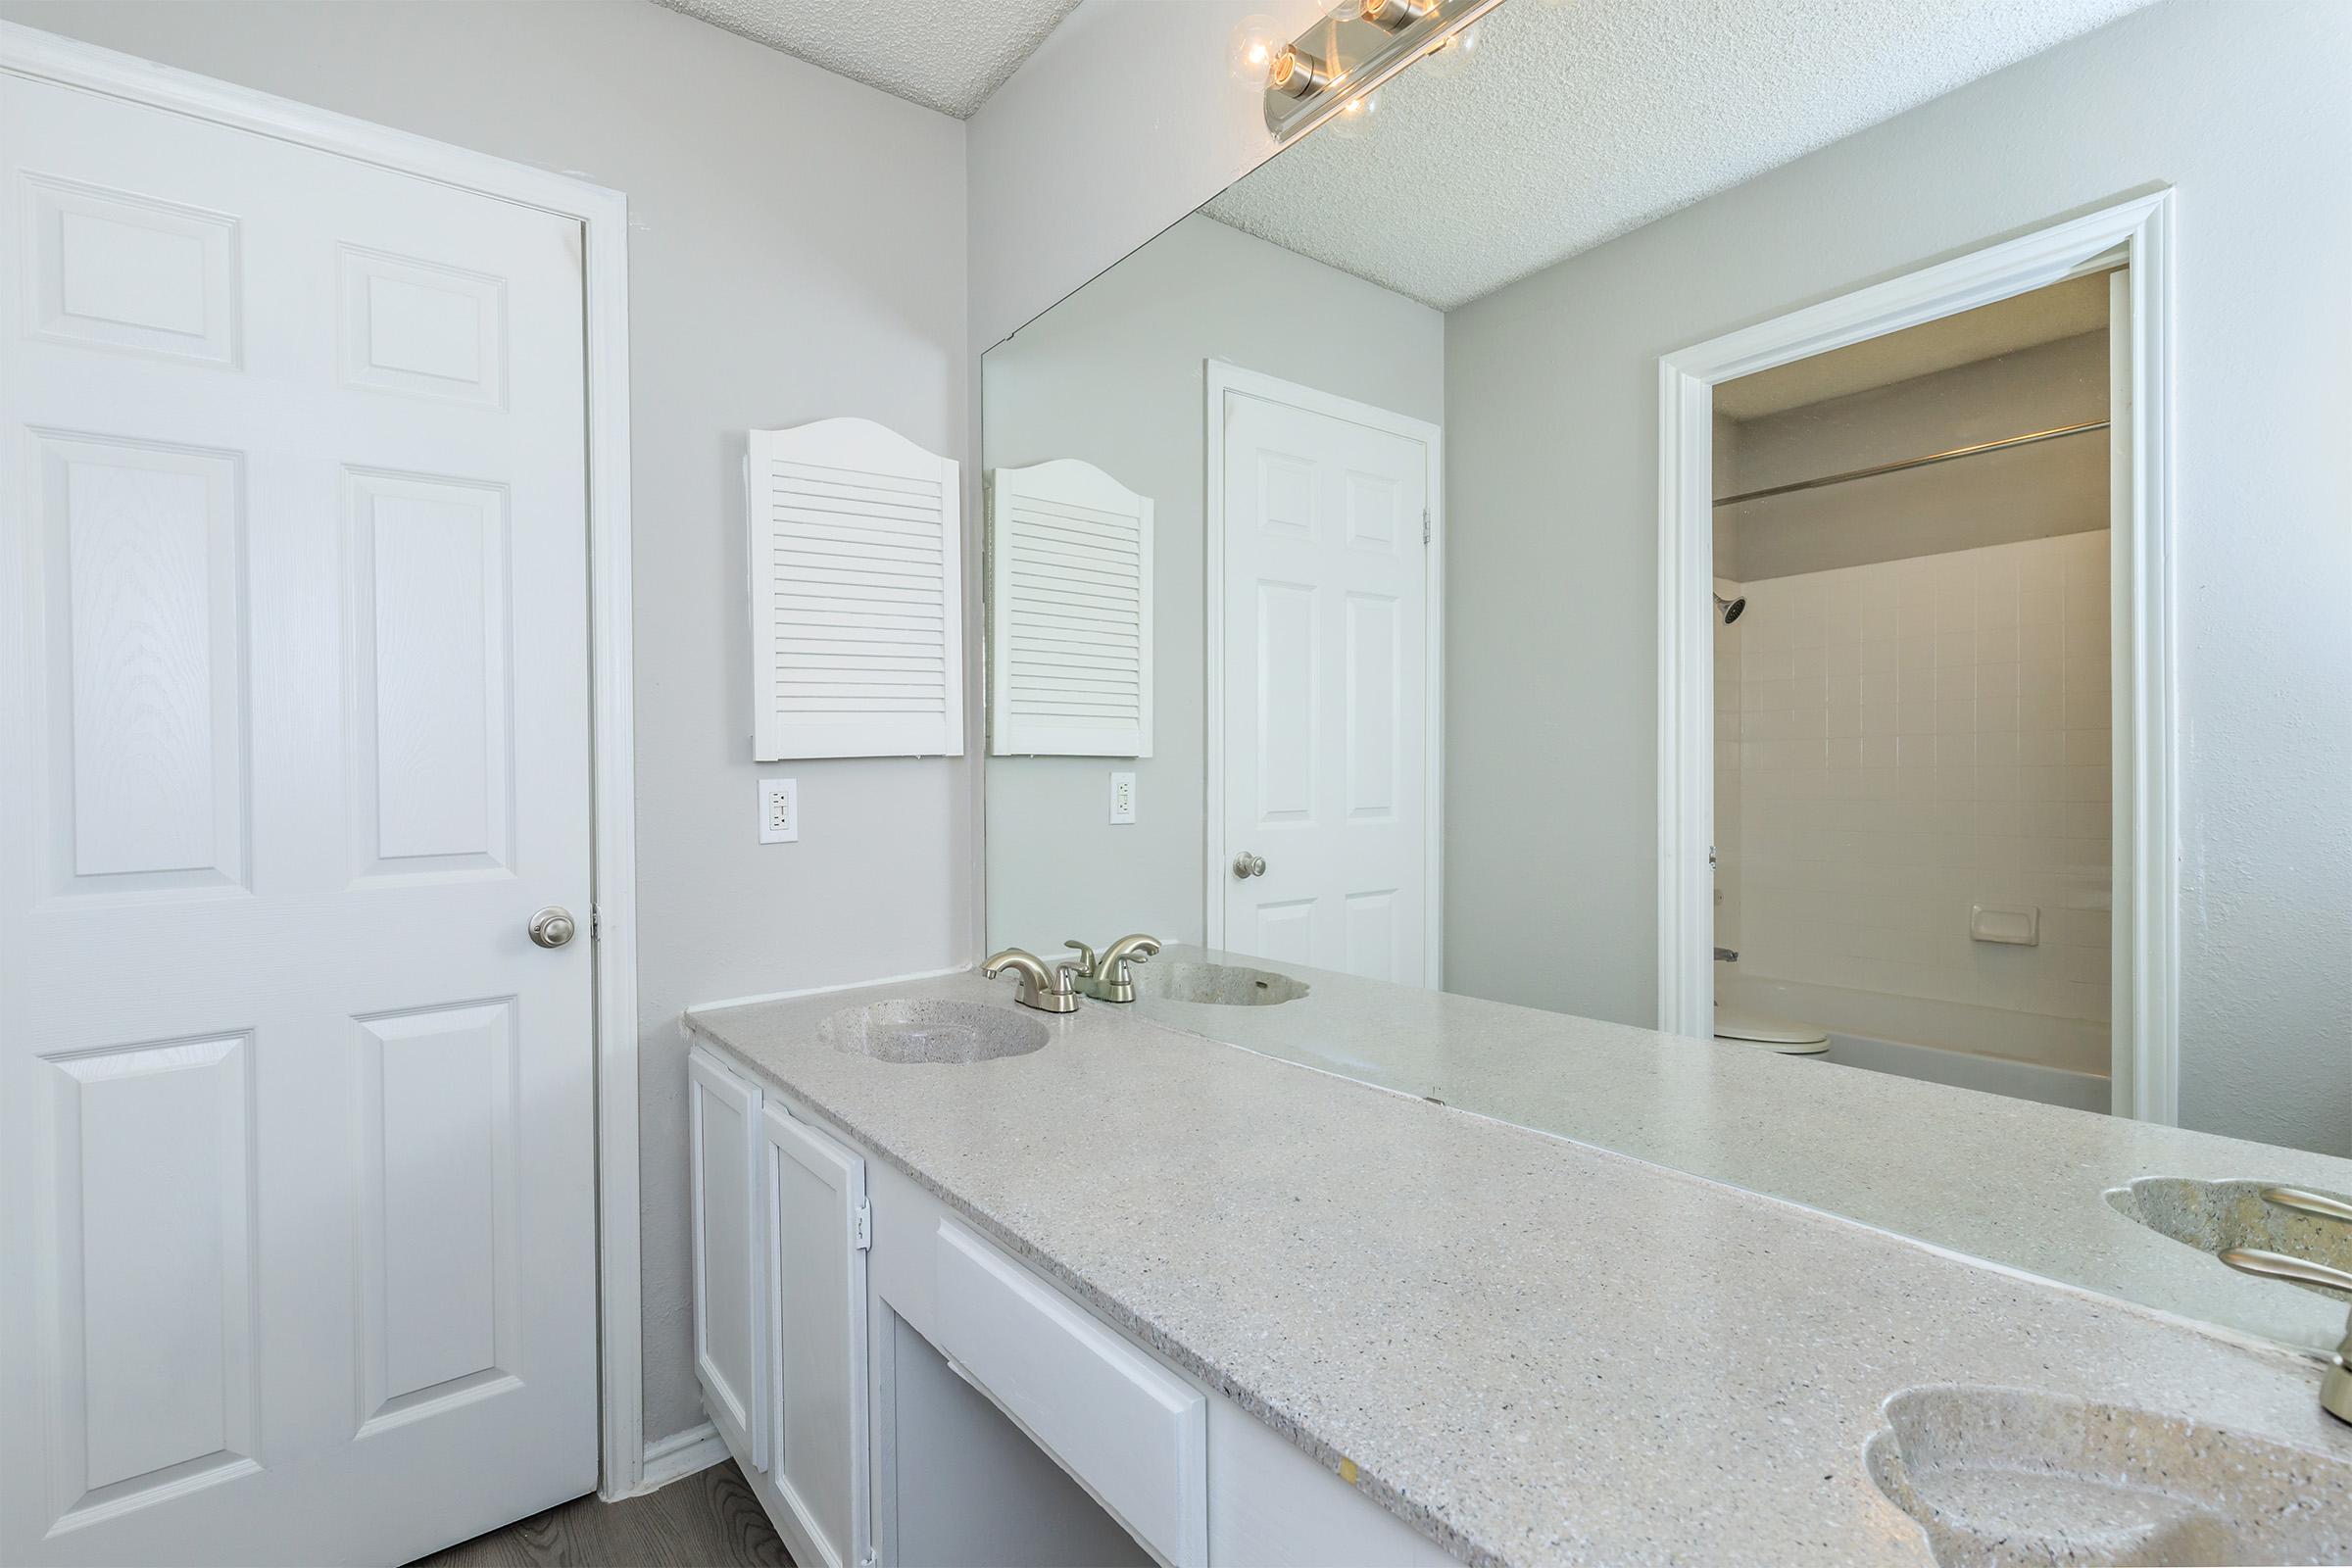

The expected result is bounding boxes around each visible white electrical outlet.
[1108,770,1136,824]
[759,777,799,844]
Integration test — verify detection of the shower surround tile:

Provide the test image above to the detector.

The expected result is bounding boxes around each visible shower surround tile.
[1716,531,2111,1069]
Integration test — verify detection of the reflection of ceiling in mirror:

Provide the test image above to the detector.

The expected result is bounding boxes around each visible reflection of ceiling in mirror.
[1202,0,2154,311]
[1716,271,2114,419]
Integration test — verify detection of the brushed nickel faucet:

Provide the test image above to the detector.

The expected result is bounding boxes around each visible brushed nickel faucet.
[2219,1186,2352,1426]
[982,948,1081,1013]
[1061,933,1161,1003]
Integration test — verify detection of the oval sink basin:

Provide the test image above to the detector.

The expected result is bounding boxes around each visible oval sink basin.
[1865,1385,2352,1566]
[818,1000,1047,1064]
[2105,1177,2352,1304]
[1132,960,1308,1006]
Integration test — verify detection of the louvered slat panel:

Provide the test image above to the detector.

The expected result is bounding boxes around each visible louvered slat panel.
[988,460,1153,758]
[747,418,963,759]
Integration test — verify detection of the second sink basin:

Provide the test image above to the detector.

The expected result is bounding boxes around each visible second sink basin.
[1132,960,1308,1006]
[1865,1384,2352,1566]
[2105,1176,2352,1303]
[819,999,1048,1064]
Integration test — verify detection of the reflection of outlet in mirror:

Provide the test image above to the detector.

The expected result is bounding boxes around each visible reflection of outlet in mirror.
[760,777,799,844]
[1108,771,1136,824]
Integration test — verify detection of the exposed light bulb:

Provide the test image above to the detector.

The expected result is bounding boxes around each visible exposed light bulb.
[1228,14,1285,84]
[1326,89,1380,140]
[1420,18,1484,77]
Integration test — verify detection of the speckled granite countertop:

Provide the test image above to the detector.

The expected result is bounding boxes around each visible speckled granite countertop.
[1133,945,2352,1356]
[686,972,2352,1568]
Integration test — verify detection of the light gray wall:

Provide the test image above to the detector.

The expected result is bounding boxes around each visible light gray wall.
[0,0,972,1442]
[983,216,1445,956]
[1443,0,2350,1154]
[1726,331,2109,580]
[965,0,1317,349]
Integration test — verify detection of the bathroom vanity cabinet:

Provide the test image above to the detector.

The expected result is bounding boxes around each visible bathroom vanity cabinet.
[681,974,2352,1567]
[687,1047,870,1568]
[686,1044,1446,1568]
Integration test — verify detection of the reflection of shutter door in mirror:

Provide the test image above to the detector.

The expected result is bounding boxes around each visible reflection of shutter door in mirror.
[746,417,963,760]
[989,460,1154,758]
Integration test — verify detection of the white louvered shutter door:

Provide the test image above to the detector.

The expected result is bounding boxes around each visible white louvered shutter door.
[747,418,963,759]
[989,460,1154,757]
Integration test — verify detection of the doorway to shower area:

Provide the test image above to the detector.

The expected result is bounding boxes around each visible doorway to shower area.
[1704,271,2120,1112]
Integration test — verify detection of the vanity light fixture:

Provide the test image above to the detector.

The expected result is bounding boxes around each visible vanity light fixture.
[1269,41,1337,100]
[1254,0,1505,141]
[1362,0,1439,31]
[1327,90,1380,139]
[1420,18,1485,76]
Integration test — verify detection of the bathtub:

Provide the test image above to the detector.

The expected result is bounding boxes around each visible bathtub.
[1716,973,2112,1114]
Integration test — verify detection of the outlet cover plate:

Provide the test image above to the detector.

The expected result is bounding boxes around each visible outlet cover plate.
[1108,770,1136,824]
[760,777,799,844]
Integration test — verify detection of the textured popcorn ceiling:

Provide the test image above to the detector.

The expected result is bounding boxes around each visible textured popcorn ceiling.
[654,0,1083,118]
[1205,0,2156,310]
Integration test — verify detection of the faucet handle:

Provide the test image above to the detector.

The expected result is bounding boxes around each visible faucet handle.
[1062,940,1099,976]
[2263,1187,2352,1226]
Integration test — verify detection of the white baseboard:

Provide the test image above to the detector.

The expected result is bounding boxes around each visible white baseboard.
[636,1420,727,1494]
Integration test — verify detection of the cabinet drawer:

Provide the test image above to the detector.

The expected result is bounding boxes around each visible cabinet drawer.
[934,1220,1206,1567]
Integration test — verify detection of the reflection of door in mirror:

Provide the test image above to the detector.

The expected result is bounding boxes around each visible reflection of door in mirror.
[1209,367,1439,985]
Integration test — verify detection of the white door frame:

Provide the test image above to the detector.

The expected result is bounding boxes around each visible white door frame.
[1203,360,1446,985]
[0,23,652,1496]
[1654,191,2178,1124]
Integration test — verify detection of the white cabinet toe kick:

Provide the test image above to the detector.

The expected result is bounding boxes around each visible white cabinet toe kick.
[685,1044,1450,1568]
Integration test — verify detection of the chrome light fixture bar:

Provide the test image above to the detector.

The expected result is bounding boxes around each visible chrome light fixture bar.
[1260,0,1506,142]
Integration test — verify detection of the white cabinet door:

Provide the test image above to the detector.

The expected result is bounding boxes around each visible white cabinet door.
[688,1050,763,1469]
[761,1102,871,1568]
[2,70,597,1567]
[1216,370,1435,985]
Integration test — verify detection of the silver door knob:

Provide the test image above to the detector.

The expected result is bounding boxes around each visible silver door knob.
[528,906,577,949]
[1231,852,1267,879]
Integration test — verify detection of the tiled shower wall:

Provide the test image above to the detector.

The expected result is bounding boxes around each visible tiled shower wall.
[1713,531,2113,1048]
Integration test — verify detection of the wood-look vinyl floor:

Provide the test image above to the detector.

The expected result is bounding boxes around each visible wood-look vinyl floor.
[410,1461,791,1568]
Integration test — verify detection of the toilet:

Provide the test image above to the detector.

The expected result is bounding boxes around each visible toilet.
[1713,1007,1830,1055]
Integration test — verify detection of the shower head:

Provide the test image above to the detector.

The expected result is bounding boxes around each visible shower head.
[1714,593,1747,625]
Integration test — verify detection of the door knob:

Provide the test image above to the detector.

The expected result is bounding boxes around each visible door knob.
[1231,852,1267,879]
[528,906,577,949]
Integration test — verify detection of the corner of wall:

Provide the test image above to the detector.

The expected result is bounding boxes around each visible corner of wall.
[964,0,1319,351]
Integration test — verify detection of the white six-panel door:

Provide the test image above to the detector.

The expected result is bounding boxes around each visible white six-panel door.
[0,73,600,1565]
[1216,371,1435,985]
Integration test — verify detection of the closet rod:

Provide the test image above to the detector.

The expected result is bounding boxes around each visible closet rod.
[1714,418,2110,508]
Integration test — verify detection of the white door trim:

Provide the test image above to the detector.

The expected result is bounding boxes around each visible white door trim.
[0,21,651,1495]
[1654,190,2178,1124]
[1203,360,1446,986]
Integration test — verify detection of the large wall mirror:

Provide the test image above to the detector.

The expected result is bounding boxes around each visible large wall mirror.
[981,0,2351,1356]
